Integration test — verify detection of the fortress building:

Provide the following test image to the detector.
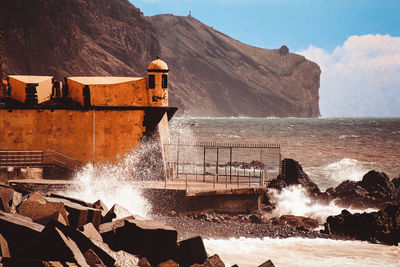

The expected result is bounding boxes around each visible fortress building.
[0,57,177,178]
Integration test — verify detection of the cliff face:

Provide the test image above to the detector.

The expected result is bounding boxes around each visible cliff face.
[0,0,160,79]
[0,1,320,117]
[150,15,321,117]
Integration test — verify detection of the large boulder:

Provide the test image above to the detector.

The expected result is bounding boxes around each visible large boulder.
[191,254,225,267]
[332,171,399,209]
[18,192,69,226]
[99,218,178,266]
[175,236,207,266]
[323,205,400,245]
[45,196,102,229]
[14,226,89,266]
[0,211,44,256]
[268,158,321,195]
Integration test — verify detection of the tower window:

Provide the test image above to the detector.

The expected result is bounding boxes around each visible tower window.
[149,75,155,89]
[162,74,168,88]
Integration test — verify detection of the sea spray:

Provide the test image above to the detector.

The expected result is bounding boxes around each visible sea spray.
[268,185,376,223]
[59,135,171,219]
[59,116,199,219]
[305,158,370,190]
[203,237,398,267]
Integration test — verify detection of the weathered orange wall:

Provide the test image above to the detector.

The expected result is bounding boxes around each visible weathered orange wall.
[0,109,146,163]
[8,77,53,104]
[8,77,26,103]
[90,79,149,107]
[67,78,150,107]
[147,72,168,107]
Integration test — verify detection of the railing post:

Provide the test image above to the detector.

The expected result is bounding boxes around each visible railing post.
[229,147,232,183]
[203,147,206,182]
[216,147,219,183]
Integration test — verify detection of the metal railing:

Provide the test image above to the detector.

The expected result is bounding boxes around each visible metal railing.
[0,150,82,171]
[164,141,281,187]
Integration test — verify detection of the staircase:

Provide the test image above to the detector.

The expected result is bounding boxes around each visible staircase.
[0,150,82,171]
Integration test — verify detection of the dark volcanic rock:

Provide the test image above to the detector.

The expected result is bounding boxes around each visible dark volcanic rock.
[332,171,399,209]
[191,254,225,267]
[258,259,275,267]
[268,158,321,195]
[323,205,400,245]
[270,215,319,230]
[392,176,400,189]
[150,14,320,117]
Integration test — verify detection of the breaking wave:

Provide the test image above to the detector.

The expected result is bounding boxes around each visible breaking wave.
[306,158,369,190]
[203,237,398,267]
[268,185,376,223]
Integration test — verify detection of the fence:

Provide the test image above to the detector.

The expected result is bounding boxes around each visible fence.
[0,150,82,171]
[164,141,281,187]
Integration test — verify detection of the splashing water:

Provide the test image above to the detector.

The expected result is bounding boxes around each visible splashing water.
[305,158,370,190]
[268,185,376,223]
[59,135,172,219]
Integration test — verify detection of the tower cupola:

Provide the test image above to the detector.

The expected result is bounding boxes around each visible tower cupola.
[147,56,169,106]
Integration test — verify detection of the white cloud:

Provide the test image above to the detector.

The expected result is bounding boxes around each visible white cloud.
[298,34,400,117]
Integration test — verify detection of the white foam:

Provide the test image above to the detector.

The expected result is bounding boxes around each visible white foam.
[306,158,369,190]
[58,136,171,219]
[204,237,398,267]
[268,185,376,223]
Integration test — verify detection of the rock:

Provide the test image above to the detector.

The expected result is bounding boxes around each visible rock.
[276,215,319,230]
[99,218,178,266]
[268,159,321,195]
[92,239,139,267]
[138,257,152,267]
[0,211,44,255]
[46,221,115,266]
[14,226,89,266]
[258,259,275,267]
[101,204,132,223]
[0,187,22,213]
[191,254,225,267]
[175,236,207,266]
[80,222,103,242]
[48,193,94,208]
[18,193,69,226]
[332,171,399,209]
[93,199,109,217]
[83,248,105,266]
[359,171,398,201]
[45,197,101,229]
[158,259,179,267]
[323,205,400,245]
[0,234,10,258]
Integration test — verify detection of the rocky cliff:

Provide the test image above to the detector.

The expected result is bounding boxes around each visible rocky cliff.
[0,1,320,117]
[150,15,321,117]
[0,0,160,79]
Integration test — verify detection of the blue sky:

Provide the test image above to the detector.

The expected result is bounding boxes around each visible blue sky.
[132,0,400,117]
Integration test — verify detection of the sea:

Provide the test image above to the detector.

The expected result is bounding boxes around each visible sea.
[65,117,400,267]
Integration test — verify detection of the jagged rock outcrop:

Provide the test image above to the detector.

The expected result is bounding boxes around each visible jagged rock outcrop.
[329,170,400,209]
[150,14,321,117]
[323,205,400,245]
[267,160,400,209]
[268,158,321,195]
[0,0,160,79]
